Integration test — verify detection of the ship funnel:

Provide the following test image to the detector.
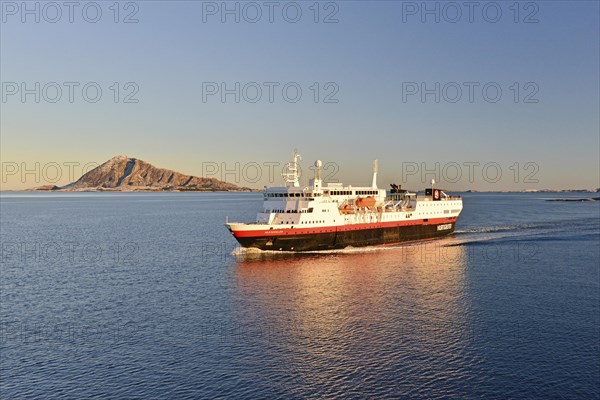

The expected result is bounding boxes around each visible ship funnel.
[371,159,378,188]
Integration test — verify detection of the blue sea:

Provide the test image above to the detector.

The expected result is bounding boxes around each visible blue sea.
[1,192,598,399]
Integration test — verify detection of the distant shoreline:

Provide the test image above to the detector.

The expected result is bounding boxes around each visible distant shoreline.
[1,188,260,193]
[546,197,600,202]
[1,189,597,194]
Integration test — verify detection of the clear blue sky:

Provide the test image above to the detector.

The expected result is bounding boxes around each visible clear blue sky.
[1,1,599,190]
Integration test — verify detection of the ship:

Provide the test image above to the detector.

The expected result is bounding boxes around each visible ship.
[226,152,463,252]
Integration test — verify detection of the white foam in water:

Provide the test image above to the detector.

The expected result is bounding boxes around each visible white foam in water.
[230,241,439,258]
[451,222,571,246]
[454,224,539,234]
[231,246,266,256]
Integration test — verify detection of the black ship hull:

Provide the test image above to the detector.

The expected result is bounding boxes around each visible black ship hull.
[234,222,456,252]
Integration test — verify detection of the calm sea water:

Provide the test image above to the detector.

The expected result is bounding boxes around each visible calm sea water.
[1,192,598,399]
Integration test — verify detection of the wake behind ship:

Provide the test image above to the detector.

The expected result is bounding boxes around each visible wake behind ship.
[226,152,463,252]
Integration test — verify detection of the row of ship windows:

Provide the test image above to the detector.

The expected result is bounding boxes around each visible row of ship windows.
[265,193,320,198]
[267,190,379,197]
[266,194,458,201]
[327,190,378,196]
[280,220,326,224]
[267,209,458,216]
[266,209,314,213]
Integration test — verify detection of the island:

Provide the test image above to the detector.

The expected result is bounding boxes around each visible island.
[30,155,253,192]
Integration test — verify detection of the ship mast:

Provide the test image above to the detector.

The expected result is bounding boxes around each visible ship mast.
[282,150,301,187]
[371,160,378,188]
[312,159,322,191]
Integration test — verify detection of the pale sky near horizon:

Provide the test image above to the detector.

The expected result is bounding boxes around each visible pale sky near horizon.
[1,0,599,191]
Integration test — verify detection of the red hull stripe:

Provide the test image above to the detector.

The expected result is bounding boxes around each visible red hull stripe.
[231,217,457,238]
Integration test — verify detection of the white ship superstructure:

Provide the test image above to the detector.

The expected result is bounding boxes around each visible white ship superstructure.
[227,152,463,251]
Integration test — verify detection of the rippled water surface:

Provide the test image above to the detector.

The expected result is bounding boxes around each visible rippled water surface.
[1,192,599,398]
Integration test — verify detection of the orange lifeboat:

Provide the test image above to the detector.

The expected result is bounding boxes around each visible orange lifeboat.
[339,204,355,214]
[356,196,376,208]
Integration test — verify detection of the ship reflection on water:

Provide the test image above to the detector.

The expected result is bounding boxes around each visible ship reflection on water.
[230,240,482,396]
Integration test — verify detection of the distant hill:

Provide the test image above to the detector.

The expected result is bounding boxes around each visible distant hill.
[32,155,251,192]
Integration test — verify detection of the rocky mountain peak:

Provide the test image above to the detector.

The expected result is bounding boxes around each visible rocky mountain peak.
[51,155,251,192]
